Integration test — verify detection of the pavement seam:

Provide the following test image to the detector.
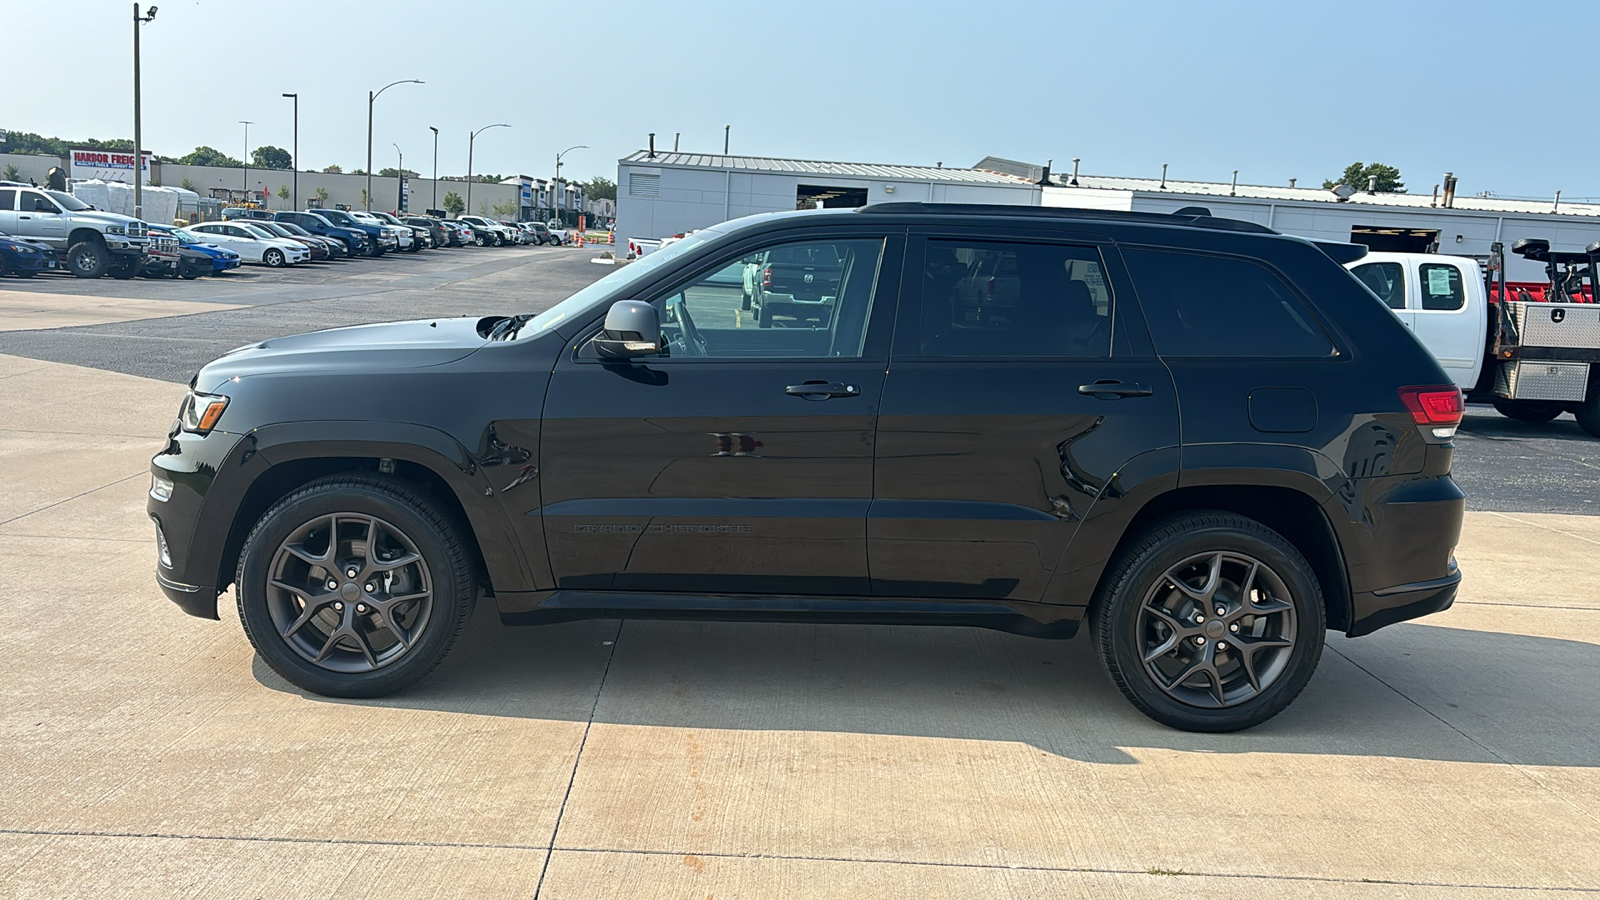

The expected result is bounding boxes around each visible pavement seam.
[531,619,625,900]
[0,473,143,529]
[5,828,1586,893]
[1328,644,1600,830]
[1455,600,1600,612]
[1486,510,1600,547]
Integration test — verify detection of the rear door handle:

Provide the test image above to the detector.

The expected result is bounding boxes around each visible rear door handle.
[785,381,861,400]
[1078,380,1153,398]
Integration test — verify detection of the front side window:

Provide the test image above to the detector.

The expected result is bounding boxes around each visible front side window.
[918,239,1111,358]
[1123,248,1335,358]
[1418,263,1465,311]
[23,191,60,214]
[647,237,886,360]
[1351,261,1406,310]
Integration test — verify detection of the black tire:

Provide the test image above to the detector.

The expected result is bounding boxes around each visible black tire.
[236,475,477,698]
[1493,398,1564,423]
[474,234,487,247]
[1576,391,1600,438]
[741,286,752,311]
[1091,511,1325,732]
[109,256,140,279]
[757,300,774,328]
[67,240,110,278]
[263,248,286,268]
[492,233,504,247]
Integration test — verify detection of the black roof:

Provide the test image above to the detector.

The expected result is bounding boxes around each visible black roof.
[854,202,1278,235]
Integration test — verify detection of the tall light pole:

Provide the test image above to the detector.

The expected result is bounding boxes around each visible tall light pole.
[554,144,586,227]
[132,3,157,220]
[724,124,730,155]
[367,78,423,210]
[392,143,403,212]
[239,120,253,202]
[429,126,439,212]
[466,123,510,216]
[282,92,297,210]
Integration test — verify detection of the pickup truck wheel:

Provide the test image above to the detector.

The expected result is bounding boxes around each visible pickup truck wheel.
[67,240,110,278]
[1575,392,1600,438]
[757,301,774,328]
[741,286,752,310]
[1493,398,1563,423]
[236,476,476,699]
[109,256,140,279]
[1091,512,1324,732]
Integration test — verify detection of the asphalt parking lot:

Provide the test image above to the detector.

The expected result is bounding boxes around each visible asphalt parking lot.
[0,249,1597,898]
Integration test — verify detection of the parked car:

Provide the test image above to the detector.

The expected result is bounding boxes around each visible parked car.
[249,220,331,261]
[545,221,570,244]
[742,243,846,327]
[273,220,348,258]
[446,221,474,246]
[457,215,513,246]
[148,203,1465,733]
[399,215,449,249]
[183,222,311,267]
[275,211,370,257]
[309,208,393,256]
[349,211,412,252]
[221,207,275,221]
[365,211,429,251]
[522,222,555,245]
[0,228,57,277]
[0,182,153,278]
[152,224,242,274]
[499,221,528,245]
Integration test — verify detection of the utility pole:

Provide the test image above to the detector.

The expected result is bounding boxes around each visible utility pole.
[554,144,586,227]
[282,93,297,209]
[429,126,439,212]
[724,124,730,155]
[132,3,157,219]
[240,120,253,201]
[367,79,423,210]
[393,143,403,212]
[467,123,510,216]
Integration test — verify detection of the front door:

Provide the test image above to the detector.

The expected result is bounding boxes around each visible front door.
[870,231,1180,602]
[539,229,904,595]
[16,190,67,249]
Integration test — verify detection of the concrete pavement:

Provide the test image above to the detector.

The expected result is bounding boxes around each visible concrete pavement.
[0,352,1595,899]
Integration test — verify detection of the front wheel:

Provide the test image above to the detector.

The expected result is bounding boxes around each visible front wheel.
[264,248,286,268]
[474,234,487,247]
[1091,512,1325,732]
[1493,398,1563,423]
[236,476,476,698]
[109,256,140,279]
[67,240,110,278]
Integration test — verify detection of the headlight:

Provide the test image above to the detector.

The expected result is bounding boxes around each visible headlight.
[106,225,126,235]
[180,391,230,435]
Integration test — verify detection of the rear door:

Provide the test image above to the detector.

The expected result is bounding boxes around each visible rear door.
[869,228,1180,602]
[1349,257,1414,332]
[1407,258,1484,390]
[538,227,905,595]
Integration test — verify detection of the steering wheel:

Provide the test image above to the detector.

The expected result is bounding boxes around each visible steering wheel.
[667,294,708,357]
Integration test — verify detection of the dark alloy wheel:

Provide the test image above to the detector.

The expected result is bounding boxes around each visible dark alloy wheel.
[237,476,475,698]
[67,240,110,278]
[1493,398,1564,424]
[1092,512,1324,732]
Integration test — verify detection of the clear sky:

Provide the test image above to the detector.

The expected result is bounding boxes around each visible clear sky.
[6,0,1598,199]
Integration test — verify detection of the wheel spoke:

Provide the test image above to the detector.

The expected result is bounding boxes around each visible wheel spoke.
[1167,552,1223,605]
[1143,632,1182,664]
[1144,604,1200,639]
[271,579,333,639]
[1238,560,1260,605]
[368,551,422,573]
[1251,595,1293,615]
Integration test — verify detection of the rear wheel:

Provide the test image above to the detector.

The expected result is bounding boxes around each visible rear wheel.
[236,476,476,698]
[757,299,774,328]
[474,233,487,247]
[1091,512,1325,732]
[67,240,110,278]
[109,256,139,279]
[1576,391,1600,438]
[1493,398,1563,423]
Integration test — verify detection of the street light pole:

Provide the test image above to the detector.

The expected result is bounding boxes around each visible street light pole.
[466,123,510,216]
[724,124,730,155]
[239,120,253,202]
[132,3,157,220]
[282,93,297,209]
[554,144,587,228]
[367,78,423,211]
[429,126,439,212]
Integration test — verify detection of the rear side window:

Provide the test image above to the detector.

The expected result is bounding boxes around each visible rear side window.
[0,189,14,212]
[919,239,1111,358]
[1351,261,1406,310]
[1418,263,1465,311]
[1123,248,1334,358]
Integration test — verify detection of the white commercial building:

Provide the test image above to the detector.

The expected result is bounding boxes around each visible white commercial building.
[615,150,1041,248]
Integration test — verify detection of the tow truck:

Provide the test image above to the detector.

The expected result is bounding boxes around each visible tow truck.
[1347,239,1600,436]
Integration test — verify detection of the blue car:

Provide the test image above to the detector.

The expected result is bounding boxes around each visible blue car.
[153,225,242,274]
[0,229,57,277]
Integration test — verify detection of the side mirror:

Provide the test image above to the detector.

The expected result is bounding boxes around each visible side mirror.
[592,300,662,360]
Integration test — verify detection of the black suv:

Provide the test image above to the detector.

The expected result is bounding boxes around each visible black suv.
[148,204,1465,731]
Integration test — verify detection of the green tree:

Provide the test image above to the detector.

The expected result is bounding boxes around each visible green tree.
[322,164,343,174]
[491,199,517,217]
[180,177,196,191]
[582,176,617,201]
[442,191,464,217]
[178,146,242,167]
[1324,162,1404,193]
[377,167,417,178]
[2,164,19,181]
[360,188,369,208]
[0,131,133,155]
[251,145,292,170]
[314,186,329,204]
[277,185,290,206]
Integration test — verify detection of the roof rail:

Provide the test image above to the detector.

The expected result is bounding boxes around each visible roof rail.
[855,202,1278,235]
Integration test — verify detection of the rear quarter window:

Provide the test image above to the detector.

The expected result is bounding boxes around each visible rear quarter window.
[1122,248,1335,358]
[1418,263,1465,311]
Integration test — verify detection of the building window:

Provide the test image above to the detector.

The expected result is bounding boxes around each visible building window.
[629,172,660,198]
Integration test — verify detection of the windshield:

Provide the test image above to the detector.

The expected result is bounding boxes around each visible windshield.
[506,228,722,340]
[47,190,93,211]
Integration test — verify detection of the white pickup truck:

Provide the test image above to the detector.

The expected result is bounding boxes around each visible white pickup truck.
[1347,242,1600,435]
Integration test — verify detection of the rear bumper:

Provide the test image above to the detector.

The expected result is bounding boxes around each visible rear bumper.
[1348,569,1460,636]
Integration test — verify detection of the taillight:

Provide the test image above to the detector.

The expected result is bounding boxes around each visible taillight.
[761,266,772,288]
[1399,385,1463,440]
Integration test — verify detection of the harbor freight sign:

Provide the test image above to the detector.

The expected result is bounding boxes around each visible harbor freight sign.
[69,148,153,184]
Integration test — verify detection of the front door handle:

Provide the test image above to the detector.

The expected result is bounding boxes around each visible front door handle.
[1078,380,1153,398]
[785,381,861,400]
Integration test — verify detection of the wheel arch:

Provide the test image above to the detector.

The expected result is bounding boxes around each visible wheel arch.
[68,228,106,247]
